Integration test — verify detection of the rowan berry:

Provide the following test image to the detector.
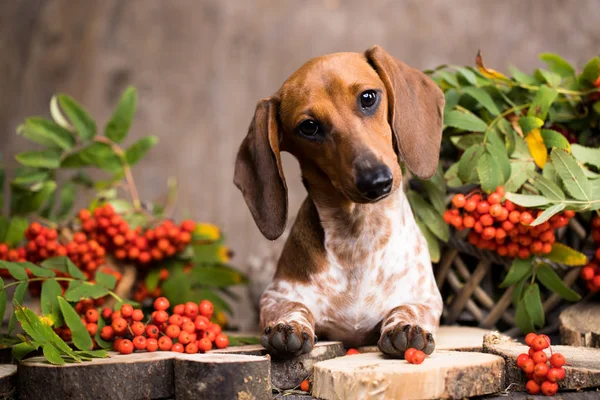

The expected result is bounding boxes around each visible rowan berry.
[581,266,595,281]
[120,304,134,318]
[410,350,425,364]
[199,300,214,318]
[477,201,490,214]
[182,321,196,334]
[516,354,531,369]
[85,309,99,323]
[130,321,145,336]
[346,348,360,355]
[166,324,181,339]
[208,323,222,336]
[204,330,216,342]
[146,324,160,339]
[184,302,199,318]
[542,243,552,254]
[118,339,134,355]
[198,337,213,352]
[474,221,484,233]
[138,252,151,264]
[100,326,114,340]
[530,241,543,254]
[488,193,502,205]
[300,379,310,392]
[480,214,494,227]
[550,353,565,368]
[133,336,147,350]
[546,367,564,383]
[541,381,558,396]
[522,358,535,374]
[534,362,549,378]
[532,350,547,364]
[153,310,169,324]
[194,316,209,332]
[452,194,466,208]
[86,323,98,336]
[172,343,184,353]
[158,336,173,351]
[146,338,158,352]
[525,380,541,395]
[464,199,477,212]
[214,333,229,349]
[178,331,192,345]
[185,342,199,354]
[462,215,475,228]
[517,248,531,259]
[112,317,128,334]
[131,309,144,322]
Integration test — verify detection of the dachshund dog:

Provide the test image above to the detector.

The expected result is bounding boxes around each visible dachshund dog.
[234,45,444,358]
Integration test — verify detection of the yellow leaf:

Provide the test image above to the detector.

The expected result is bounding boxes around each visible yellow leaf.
[525,128,548,168]
[39,315,55,327]
[545,243,588,266]
[475,50,510,81]
[217,246,231,263]
[194,223,221,241]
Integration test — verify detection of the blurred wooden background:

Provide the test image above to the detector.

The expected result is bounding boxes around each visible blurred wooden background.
[1,0,599,329]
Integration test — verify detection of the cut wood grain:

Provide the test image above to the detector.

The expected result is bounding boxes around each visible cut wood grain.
[0,364,16,399]
[312,351,505,400]
[560,303,600,348]
[17,351,271,400]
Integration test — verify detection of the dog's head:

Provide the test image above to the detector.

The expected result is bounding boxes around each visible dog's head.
[234,45,444,240]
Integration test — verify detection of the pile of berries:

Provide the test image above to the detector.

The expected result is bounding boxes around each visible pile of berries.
[95,297,228,355]
[444,186,574,259]
[404,348,426,364]
[516,333,566,396]
[23,222,67,264]
[80,204,194,266]
[0,244,26,266]
[580,215,600,292]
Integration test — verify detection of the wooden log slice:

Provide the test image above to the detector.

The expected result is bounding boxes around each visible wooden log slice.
[560,303,600,348]
[18,351,175,400]
[174,353,271,400]
[0,364,17,398]
[357,326,494,353]
[312,350,505,400]
[483,340,600,391]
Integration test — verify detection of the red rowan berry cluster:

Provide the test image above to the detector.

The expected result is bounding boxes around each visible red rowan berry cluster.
[404,348,426,364]
[517,333,565,396]
[79,204,194,267]
[23,222,67,264]
[580,215,600,292]
[96,297,228,355]
[444,186,574,259]
[0,243,26,277]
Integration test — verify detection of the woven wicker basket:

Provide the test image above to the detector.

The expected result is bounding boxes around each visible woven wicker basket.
[434,217,592,337]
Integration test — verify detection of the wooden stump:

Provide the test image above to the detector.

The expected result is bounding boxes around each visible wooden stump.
[0,364,17,398]
[213,341,345,390]
[312,351,505,400]
[357,326,495,353]
[174,353,271,400]
[560,303,600,348]
[17,351,271,400]
[483,333,600,391]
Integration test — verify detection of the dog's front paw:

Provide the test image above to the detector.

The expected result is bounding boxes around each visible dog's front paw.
[260,321,315,357]
[378,324,435,358]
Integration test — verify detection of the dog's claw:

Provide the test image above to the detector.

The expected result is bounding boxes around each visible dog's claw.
[261,322,314,358]
[378,324,435,359]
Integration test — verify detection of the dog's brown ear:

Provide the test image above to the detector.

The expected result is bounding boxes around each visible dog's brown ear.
[365,45,445,179]
[234,98,287,240]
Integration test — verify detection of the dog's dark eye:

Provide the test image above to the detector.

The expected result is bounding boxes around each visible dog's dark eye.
[297,119,320,137]
[360,90,378,109]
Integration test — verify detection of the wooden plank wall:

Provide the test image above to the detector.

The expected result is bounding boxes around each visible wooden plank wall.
[1,0,599,329]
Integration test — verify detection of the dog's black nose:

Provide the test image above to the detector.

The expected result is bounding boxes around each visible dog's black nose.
[355,165,393,200]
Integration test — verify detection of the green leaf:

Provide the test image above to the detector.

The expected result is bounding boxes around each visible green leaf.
[530,203,565,226]
[539,53,575,78]
[11,181,57,215]
[0,279,6,329]
[571,144,600,169]
[526,170,565,200]
[41,256,86,280]
[15,150,61,169]
[407,191,449,242]
[579,57,600,86]
[462,87,500,115]
[19,262,56,278]
[536,264,580,301]
[504,193,550,208]
[444,110,488,132]
[550,149,590,201]
[95,271,116,290]
[0,217,8,243]
[125,136,159,166]
[58,95,96,141]
[515,297,535,334]
[458,144,484,183]
[12,171,50,188]
[452,133,483,150]
[443,89,461,114]
[422,181,446,215]
[3,217,28,246]
[43,343,66,365]
[58,297,93,350]
[0,261,28,280]
[444,163,462,188]
[509,66,538,85]
[545,243,587,266]
[527,85,558,120]
[17,117,75,150]
[477,152,502,193]
[512,272,532,307]
[437,70,460,88]
[105,87,137,143]
[541,129,570,151]
[107,199,134,214]
[145,268,161,292]
[415,219,440,263]
[500,258,533,288]
[57,182,76,219]
[41,279,64,327]
[518,116,544,135]
[161,268,192,307]
[535,69,562,88]
[523,283,544,328]
[456,67,478,85]
[9,282,28,334]
[486,143,511,185]
[190,266,246,288]
[64,282,109,302]
[13,342,38,361]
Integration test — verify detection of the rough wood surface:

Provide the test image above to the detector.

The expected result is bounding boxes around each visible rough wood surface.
[483,340,600,391]
[214,341,345,390]
[17,351,270,400]
[357,326,494,353]
[560,303,600,348]
[174,353,271,400]
[0,364,17,399]
[312,351,505,400]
